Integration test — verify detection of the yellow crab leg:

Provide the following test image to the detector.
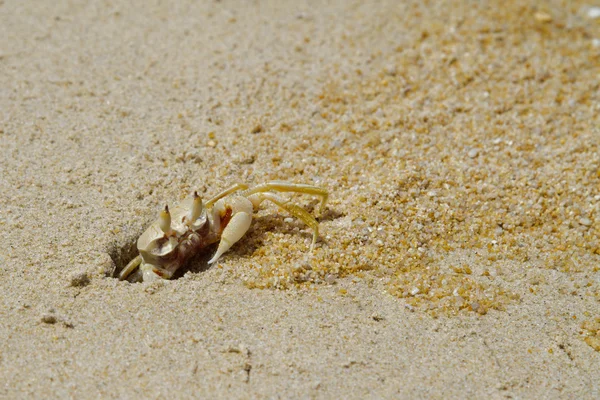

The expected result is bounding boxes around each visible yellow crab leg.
[248,192,320,250]
[205,183,249,208]
[119,254,142,280]
[242,181,328,216]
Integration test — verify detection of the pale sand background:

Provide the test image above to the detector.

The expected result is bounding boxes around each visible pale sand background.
[1,0,600,398]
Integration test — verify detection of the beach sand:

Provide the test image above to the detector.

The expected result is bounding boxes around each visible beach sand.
[1,0,599,398]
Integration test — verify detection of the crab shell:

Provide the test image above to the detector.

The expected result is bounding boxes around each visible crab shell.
[136,196,218,279]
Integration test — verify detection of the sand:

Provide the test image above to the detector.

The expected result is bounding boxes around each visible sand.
[1,0,599,398]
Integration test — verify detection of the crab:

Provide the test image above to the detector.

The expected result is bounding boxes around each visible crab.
[118,181,328,282]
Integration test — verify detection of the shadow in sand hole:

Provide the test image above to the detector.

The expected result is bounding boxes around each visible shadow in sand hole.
[107,234,217,282]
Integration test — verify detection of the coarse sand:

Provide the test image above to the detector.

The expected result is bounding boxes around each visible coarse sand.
[1,0,599,398]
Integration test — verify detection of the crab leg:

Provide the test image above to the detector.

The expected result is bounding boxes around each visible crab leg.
[242,181,328,216]
[119,254,142,280]
[205,183,249,207]
[248,192,320,250]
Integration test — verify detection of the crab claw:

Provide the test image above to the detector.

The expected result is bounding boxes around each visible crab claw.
[159,205,172,235]
[189,191,203,223]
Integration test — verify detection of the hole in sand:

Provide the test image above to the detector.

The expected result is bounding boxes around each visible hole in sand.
[107,233,141,281]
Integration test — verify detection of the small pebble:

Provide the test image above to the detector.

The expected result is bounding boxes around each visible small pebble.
[587,6,600,19]
[251,124,263,134]
[331,139,343,148]
[384,65,397,76]
[534,11,552,23]
[41,314,57,324]
[70,271,90,287]
[371,313,384,321]
[296,12,311,20]
[468,148,479,158]
[325,274,337,284]
[579,217,592,227]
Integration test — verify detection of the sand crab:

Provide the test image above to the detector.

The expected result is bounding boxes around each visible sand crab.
[118,181,328,282]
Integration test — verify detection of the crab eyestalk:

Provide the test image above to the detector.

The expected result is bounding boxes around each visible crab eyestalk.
[159,205,172,235]
[189,191,203,223]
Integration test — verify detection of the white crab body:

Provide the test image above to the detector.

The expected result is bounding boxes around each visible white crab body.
[136,196,214,281]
